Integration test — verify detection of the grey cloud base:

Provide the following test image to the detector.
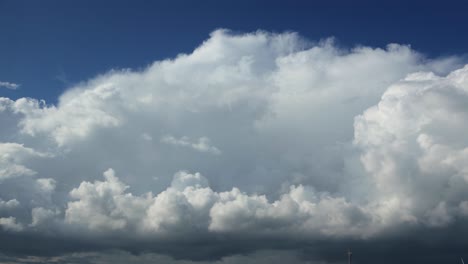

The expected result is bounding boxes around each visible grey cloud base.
[0,30,468,263]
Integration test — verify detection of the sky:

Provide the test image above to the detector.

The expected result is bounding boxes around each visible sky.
[1,1,468,264]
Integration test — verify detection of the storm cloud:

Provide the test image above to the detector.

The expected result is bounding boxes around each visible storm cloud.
[1,30,468,263]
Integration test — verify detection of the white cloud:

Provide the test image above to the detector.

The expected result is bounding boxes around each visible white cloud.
[354,65,468,227]
[0,199,19,209]
[0,217,23,232]
[0,143,50,181]
[0,81,19,90]
[0,30,467,260]
[65,168,153,233]
[59,169,402,238]
[161,135,221,155]
[11,85,121,146]
[36,178,57,193]
[30,207,60,227]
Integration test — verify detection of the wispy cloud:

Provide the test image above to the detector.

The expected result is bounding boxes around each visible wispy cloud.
[161,135,221,155]
[55,67,71,85]
[0,81,20,90]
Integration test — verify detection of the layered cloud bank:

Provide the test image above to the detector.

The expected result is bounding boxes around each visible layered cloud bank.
[1,30,467,263]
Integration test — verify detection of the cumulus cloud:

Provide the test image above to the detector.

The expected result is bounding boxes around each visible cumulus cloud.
[0,81,19,90]
[354,65,468,228]
[0,143,50,181]
[30,207,60,227]
[36,178,57,193]
[0,199,19,209]
[0,29,468,263]
[0,217,23,232]
[65,168,152,233]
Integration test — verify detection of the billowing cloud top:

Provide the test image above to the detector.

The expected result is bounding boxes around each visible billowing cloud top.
[0,30,467,263]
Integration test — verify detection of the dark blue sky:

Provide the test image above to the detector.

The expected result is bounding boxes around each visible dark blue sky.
[1,0,467,103]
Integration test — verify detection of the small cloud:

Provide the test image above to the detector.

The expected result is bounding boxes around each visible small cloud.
[161,135,221,155]
[0,217,23,232]
[141,133,153,141]
[30,207,60,227]
[0,81,20,90]
[36,178,57,193]
[0,199,20,209]
[55,68,71,85]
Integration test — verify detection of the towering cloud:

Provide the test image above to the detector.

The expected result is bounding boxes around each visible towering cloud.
[0,30,467,263]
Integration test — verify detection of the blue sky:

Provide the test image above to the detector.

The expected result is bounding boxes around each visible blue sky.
[1,0,468,103]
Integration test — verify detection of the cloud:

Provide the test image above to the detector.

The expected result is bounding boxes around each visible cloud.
[10,86,121,146]
[0,81,20,90]
[0,199,19,209]
[0,250,319,264]
[36,178,57,193]
[141,133,153,141]
[0,29,467,263]
[0,143,51,181]
[0,217,23,232]
[161,135,222,155]
[65,168,152,232]
[354,65,468,228]
[59,168,373,239]
[30,207,60,227]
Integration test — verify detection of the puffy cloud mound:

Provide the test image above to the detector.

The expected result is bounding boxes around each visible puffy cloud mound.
[354,65,468,228]
[0,217,23,232]
[0,199,19,209]
[0,29,467,262]
[63,169,370,238]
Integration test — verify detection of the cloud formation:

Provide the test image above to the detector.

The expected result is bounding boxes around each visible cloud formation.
[0,30,467,263]
[0,81,20,90]
[354,67,468,228]
[0,143,50,181]
[161,135,222,155]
